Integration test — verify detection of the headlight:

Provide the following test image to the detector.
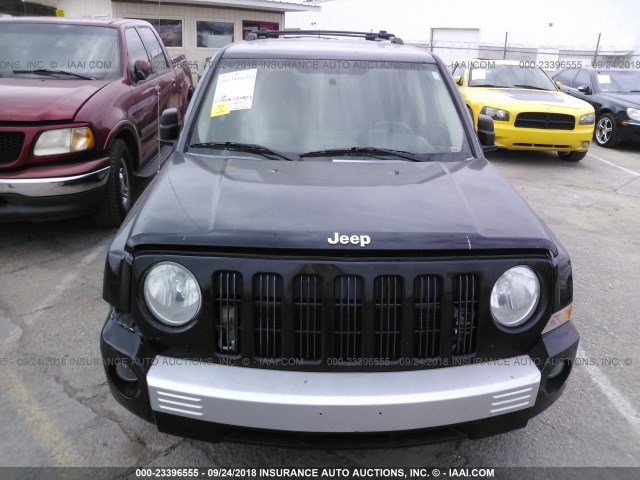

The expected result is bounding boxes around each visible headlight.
[490,266,540,327]
[143,262,201,326]
[627,108,640,121]
[33,127,95,156]
[579,113,595,125]
[480,106,510,121]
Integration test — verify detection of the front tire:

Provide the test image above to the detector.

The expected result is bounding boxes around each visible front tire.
[595,113,619,147]
[557,151,587,162]
[94,139,134,227]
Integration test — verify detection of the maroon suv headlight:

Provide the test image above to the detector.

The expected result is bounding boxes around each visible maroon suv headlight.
[33,127,95,156]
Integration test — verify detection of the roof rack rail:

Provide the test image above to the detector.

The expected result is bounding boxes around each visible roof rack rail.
[245,29,404,44]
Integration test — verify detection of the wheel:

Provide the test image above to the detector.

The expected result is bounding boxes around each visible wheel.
[557,151,587,162]
[595,113,619,147]
[94,139,134,227]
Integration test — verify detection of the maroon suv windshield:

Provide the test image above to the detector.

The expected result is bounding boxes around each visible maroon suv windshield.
[0,23,121,80]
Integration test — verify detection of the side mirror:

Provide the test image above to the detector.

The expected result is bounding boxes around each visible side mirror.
[477,114,497,152]
[453,75,463,86]
[577,84,591,94]
[160,108,180,142]
[554,81,562,89]
[133,59,151,81]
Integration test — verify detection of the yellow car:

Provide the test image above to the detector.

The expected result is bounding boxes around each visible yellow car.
[450,60,595,161]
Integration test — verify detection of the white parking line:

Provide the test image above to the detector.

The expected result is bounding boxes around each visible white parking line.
[587,152,640,177]
[577,346,640,436]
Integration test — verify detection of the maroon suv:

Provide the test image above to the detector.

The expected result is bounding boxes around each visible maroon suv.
[0,17,193,226]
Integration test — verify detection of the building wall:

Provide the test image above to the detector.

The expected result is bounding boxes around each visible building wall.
[112,2,283,81]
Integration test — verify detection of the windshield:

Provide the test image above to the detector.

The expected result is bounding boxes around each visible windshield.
[0,23,120,80]
[189,59,471,161]
[468,64,556,90]
[596,70,640,93]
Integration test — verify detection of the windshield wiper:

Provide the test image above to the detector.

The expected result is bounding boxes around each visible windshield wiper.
[471,84,511,88]
[13,69,94,80]
[513,84,551,91]
[187,142,296,161]
[299,147,428,162]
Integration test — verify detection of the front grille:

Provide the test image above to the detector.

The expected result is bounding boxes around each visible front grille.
[0,132,25,164]
[138,254,552,371]
[513,143,570,148]
[514,112,575,130]
[211,270,482,365]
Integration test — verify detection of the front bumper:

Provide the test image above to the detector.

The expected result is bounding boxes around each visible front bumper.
[0,165,109,220]
[147,354,540,433]
[494,123,593,151]
[101,311,579,444]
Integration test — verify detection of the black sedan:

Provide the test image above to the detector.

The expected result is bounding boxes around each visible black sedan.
[552,68,640,147]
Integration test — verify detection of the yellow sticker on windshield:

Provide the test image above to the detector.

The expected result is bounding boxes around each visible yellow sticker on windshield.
[211,102,231,117]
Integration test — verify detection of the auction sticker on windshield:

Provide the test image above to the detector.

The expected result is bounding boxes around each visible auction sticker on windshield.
[211,68,257,116]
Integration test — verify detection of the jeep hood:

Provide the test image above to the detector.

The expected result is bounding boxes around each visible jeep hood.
[123,153,557,253]
[0,78,111,121]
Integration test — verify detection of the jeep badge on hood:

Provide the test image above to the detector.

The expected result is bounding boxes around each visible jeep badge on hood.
[328,232,371,247]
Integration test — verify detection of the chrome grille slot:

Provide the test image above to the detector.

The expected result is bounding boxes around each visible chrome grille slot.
[214,271,242,354]
[334,275,363,360]
[293,274,323,360]
[253,273,283,358]
[0,132,24,164]
[514,112,575,130]
[413,275,441,358]
[374,275,403,359]
[452,274,478,356]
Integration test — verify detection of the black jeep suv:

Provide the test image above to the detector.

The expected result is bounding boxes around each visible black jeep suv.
[101,30,578,445]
